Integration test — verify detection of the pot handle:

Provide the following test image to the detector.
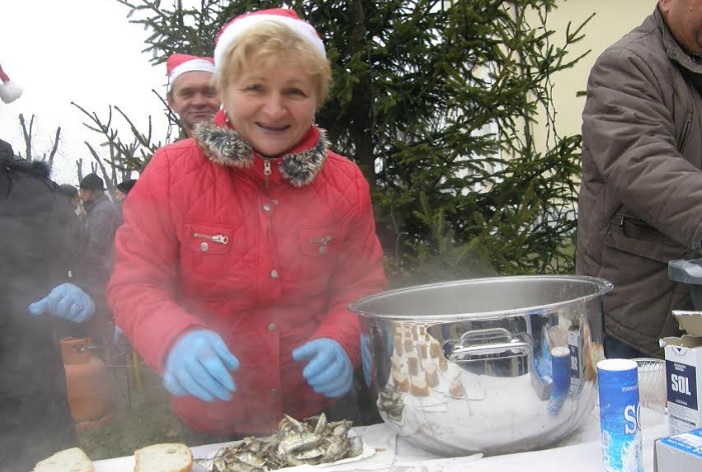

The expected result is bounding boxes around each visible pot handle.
[450,341,531,361]
[458,327,513,345]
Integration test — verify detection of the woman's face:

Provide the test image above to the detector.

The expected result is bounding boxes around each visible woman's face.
[221,58,318,157]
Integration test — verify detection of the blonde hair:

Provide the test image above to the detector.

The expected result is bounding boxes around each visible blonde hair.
[216,21,332,106]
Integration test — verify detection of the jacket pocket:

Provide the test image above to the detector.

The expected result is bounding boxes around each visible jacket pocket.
[605,216,689,263]
[182,223,234,280]
[184,223,233,256]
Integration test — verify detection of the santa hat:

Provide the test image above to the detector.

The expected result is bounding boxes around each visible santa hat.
[166,54,215,91]
[0,62,23,104]
[214,8,325,70]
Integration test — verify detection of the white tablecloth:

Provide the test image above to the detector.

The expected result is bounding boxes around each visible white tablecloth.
[94,407,669,472]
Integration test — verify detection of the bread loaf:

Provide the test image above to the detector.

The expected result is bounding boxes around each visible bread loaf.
[390,355,403,372]
[429,339,441,358]
[403,338,414,355]
[437,353,448,372]
[449,377,465,398]
[393,369,411,392]
[424,362,440,387]
[410,376,430,396]
[33,447,94,472]
[134,443,193,472]
[407,354,420,376]
[415,343,428,359]
[394,334,404,356]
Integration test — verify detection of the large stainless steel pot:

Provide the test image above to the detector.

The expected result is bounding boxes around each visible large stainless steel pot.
[350,275,612,457]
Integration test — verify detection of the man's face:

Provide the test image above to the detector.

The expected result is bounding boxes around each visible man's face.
[660,0,702,56]
[78,188,92,203]
[167,71,220,136]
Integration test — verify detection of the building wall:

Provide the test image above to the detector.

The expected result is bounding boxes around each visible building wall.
[535,0,656,142]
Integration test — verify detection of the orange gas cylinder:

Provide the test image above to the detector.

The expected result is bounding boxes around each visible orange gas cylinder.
[60,337,112,430]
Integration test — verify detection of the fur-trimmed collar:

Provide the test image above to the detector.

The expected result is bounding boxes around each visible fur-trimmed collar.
[193,121,328,187]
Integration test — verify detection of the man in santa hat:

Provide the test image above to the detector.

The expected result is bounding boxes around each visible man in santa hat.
[166,53,220,138]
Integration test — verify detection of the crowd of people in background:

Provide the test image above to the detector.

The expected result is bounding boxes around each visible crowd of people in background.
[5,0,702,469]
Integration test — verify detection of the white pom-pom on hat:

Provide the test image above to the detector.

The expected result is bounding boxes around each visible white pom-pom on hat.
[0,62,23,104]
[166,54,215,92]
[214,8,326,70]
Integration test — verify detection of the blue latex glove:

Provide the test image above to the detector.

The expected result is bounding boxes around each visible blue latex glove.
[292,338,353,398]
[162,330,240,402]
[28,282,95,323]
[361,334,372,388]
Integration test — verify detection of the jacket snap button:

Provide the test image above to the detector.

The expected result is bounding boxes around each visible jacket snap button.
[268,323,277,332]
[270,389,278,397]
[263,203,273,212]
[271,269,279,279]
[200,242,209,252]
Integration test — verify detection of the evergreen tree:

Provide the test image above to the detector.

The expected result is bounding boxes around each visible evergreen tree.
[105,0,591,284]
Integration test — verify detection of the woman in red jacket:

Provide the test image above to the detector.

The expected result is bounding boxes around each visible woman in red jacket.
[107,8,387,445]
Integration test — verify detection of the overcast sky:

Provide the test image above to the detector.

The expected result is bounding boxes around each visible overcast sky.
[0,0,170,184]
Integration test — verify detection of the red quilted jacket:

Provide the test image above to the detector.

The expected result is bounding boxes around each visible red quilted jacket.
[107,113,387,434]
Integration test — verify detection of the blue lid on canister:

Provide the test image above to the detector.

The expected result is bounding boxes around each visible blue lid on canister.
[599,358,639,390]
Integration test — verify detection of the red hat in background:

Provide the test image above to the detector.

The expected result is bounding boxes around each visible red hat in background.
[214,8,326,70]
[166,54,215,92]
[0,62,23,104]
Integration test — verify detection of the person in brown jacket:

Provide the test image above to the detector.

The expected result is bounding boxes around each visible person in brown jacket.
[577,0,702,358]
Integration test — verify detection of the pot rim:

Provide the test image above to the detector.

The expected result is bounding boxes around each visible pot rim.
[349,274,613,321]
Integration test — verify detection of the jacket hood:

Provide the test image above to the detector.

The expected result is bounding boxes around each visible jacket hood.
[0,147,52,198]
[193,112,328,187]
[1,155,51,179]
[1,139,50,178]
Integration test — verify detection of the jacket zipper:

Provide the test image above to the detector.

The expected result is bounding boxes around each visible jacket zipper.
[263,158,274,233]
[193,233,229,244]
[678,109,692,153]
[263,158,271,190]
[309,236,333,246]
